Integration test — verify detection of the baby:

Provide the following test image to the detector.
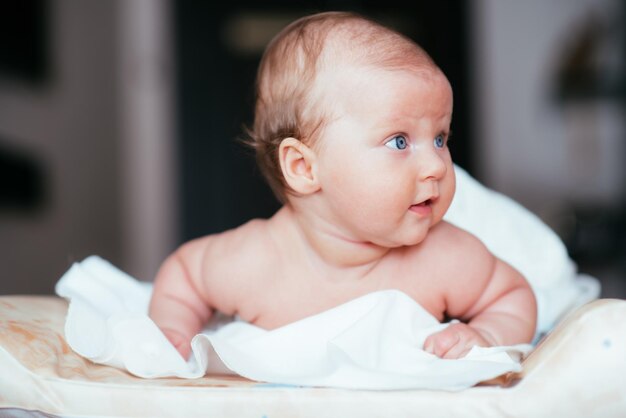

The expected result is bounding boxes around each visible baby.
[149,11,537,361]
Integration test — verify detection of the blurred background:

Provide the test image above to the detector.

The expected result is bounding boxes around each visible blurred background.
[0,0,624,297]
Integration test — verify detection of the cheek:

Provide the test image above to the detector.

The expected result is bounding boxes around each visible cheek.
[325,161,372,206]
[325,154,386,194]
[436,167,456,217]
[326,160,413,220]
[444,160,456,194]
[354,177,416,239]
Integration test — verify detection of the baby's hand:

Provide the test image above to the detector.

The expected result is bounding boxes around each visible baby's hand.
[160,327,192,360]
[423,323,492,359]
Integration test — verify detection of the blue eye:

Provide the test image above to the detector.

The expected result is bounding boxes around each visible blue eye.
[434,134,445,149]
[385,135,408,150]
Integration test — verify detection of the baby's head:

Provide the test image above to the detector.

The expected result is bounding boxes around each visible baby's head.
[248,11,448,204]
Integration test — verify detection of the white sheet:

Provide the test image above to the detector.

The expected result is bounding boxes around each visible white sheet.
[56,256,531,390]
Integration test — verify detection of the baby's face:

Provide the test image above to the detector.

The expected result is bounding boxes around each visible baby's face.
[313,65,455,248]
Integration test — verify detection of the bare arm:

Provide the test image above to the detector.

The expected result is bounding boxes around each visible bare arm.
[149,239,213,359]
[423,226,537,358]
[465,258,537,346]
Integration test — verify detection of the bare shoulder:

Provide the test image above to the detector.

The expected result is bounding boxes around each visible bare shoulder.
[437,221,495,275]
[186,218,277,315]
[409,221,497,313]
[397,221,494,285]
[424,221,493,261]
[201,218,273,263]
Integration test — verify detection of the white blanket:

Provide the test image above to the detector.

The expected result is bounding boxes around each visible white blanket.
[56,256,531,390]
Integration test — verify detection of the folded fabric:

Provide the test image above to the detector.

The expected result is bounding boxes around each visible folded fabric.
[445,165,600,335]
[56,256,532,391]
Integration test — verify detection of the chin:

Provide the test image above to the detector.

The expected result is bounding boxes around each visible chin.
[364,223,432,248]
[405,236,429,247]
[390,230,430,248]
[366,236,416,249]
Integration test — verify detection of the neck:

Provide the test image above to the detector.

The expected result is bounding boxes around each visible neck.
[270,205,390,276]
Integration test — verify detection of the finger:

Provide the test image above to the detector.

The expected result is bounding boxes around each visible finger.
[442,340,472,359]
[162,328,191,360]
[175,341,191,360]
[423,335,435,354]
[425,330,460,358]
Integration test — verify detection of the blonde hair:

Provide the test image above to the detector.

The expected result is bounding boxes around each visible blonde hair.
[246,11,437,203]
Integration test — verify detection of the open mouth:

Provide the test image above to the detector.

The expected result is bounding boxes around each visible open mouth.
[412,197,436,207]
[413,199,432,207]
[409,197,437,214]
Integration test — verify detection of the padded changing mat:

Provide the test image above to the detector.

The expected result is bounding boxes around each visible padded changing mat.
[1,295,625,418]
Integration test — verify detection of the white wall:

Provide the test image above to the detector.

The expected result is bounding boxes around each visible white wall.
[0,0,177,294]
[472,0,625,226]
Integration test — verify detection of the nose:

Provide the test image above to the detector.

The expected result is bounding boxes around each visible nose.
[417,148,447,181]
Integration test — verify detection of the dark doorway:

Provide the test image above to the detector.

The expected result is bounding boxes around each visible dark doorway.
[174,1,473,241]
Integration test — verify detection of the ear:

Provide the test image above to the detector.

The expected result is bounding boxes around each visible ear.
[278,137,321,195]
